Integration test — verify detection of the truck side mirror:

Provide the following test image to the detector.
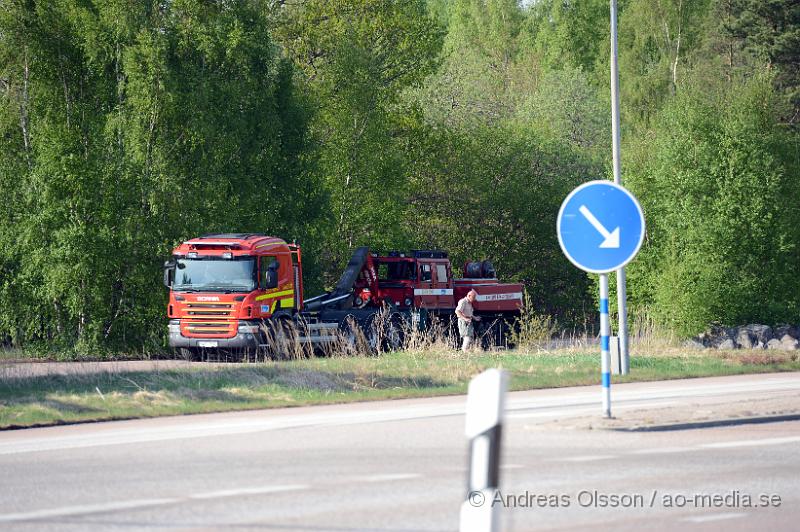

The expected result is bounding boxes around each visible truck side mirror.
[265,260,279,289]
[163,260,176,288]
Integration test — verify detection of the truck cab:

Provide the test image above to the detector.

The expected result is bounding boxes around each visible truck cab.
[353,250,522,316]
[163,233,303,354]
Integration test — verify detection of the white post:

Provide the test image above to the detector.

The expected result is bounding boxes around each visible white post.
[610,0,630,375]
[600,274,612,418]
[459,369,508,532]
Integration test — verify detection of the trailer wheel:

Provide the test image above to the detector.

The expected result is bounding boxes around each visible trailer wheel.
[476,318,502,350]
[476,315,518,350]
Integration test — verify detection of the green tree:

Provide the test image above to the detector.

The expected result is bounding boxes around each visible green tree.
[405,123,596,322]
[411,0,605,323]
[626,74,800,335]
[528,0,609,75]
[274,0,444,286]
[0,0,320,353]
[716,0,800,122]
[616,0,713,125]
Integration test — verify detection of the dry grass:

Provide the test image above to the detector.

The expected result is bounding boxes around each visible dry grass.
[2,345,799,429]
[3,303,800,429]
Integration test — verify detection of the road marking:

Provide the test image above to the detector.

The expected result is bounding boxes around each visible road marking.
[630,437,800,457]
[507,408,599,420]
[0,499,180,523]
[0,485,308,523]
[681,512,747,523]
[353,473,422,483]
[632,447,693,455]
[701,436,800,449]
[559,455,616,462]
[188,484,308,499]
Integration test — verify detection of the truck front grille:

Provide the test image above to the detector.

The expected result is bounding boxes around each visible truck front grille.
[184,302,234,319]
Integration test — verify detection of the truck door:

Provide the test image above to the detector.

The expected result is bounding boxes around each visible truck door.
[416,260,436,308]
[433,260,453,308]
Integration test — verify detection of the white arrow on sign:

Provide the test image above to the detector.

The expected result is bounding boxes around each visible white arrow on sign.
[579,205,620,249]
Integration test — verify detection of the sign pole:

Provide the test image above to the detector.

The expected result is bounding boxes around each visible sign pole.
[609,0,630,375]
[556,180,644,416]
[600,273,612,418]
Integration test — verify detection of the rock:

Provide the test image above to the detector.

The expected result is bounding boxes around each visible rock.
[718,339,737,350]
[766,339,782,350]
[741,324,773,344]
[780,335,800,350]
[774,324,800,340]
[767,336,798,350]
[735,329,754,349]
[703,325,735,348]
[700,323,795,349]
[683,339,705,350]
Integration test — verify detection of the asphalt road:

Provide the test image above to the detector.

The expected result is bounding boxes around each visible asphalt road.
[0,373,798,531]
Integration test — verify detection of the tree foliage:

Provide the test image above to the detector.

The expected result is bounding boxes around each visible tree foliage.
[1,0,798,353]
[0,0,320,352]
[626,74,800,334]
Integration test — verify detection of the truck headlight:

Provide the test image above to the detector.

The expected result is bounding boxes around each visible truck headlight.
[168,320,180,333]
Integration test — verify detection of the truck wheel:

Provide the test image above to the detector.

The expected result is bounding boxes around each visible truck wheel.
[384,314,405,352]
[363,317,381,355]
[337,315,361,355]
[263,319,300,359]
[176,347,201,361]
[362,313,405,354]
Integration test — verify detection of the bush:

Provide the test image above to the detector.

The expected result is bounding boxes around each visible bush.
[626,74,800,336]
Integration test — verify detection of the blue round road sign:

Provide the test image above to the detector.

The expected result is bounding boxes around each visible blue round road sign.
[557,180,645,274]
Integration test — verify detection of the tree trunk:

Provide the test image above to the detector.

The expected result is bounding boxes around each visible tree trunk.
[19,47,32,169]
[670,0,683,95]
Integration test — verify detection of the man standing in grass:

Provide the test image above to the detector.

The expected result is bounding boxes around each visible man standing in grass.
[455,289,480,351]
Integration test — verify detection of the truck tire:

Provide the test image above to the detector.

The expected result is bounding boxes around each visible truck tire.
[337,315,361,355]
[363,316,381,355]
[264,318,302,360]
[476,315,518,350]
[176,347,201,361]
[363,313,405,354]
[384,313,405,352]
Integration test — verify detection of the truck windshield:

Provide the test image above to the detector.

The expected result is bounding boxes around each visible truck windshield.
[172,258,257,292]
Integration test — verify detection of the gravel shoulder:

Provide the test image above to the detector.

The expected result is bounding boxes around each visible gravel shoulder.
[534,389,800,431]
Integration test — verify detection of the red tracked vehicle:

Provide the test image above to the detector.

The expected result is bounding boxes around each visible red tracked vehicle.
[163,234,522,358]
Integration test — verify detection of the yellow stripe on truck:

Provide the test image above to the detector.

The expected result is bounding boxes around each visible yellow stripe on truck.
[255,289,294,301]
[254,239,286,249]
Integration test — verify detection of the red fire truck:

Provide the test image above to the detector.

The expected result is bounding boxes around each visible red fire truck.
[163,234,522,358]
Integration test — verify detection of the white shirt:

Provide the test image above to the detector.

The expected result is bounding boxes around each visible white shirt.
[456,296,474,321]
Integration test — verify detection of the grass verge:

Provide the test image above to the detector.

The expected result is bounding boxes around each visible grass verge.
[1,348,798,429]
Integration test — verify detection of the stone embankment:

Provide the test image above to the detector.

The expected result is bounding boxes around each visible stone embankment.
[688,324,800,350]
